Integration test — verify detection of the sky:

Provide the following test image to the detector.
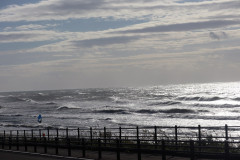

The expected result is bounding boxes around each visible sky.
[1,0,240,91]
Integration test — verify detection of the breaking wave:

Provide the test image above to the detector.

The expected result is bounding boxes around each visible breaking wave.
[56,103,81,110]
[2,96,38,104]
[232,97,240,101]
[57,106,80,110]
[160,108,196,114]
[38,92,48,96]
[110,96,129,104]
[22,98,38,104]
[0,114,23,117]
[136,109,159,114]
[136,108,196,114]
[199,96,223,101]
[45,102,57,105]
[4,96,26,102]
[148,101,181,106]
[193,103,240,108]
[192,116,240,121]
[0,123,60,129]
[95,109,129,114]
[177,96,202,101]
[177,96,223,101]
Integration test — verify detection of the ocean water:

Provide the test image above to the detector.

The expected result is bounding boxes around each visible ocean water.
[1,81,240,131]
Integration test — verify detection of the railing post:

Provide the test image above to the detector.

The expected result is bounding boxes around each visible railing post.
[136,126,139,140]
[2,135,5,149]
[190,140,195,160]
[24,136,27,151]
[137,139,141,160]
[56,128,59,138]
[82,138,86,157]
[175,125,178,147]
[47,128,50,141]
[34,137,37,152]
[198,125,202,152]
[104,127,107,146]
[78,128,80,141]
[31,129,34,139]
[66,128,68,139]
[16,134,19,150]
[55,137,59,155]
[225,124,228,141]
[24,130,26,138]
[9,137,12,150]
[98,138,102,159]
[90,127,93,145]
[154,126,157,145]
[39,129,42,140]
[3,130,6,149]
[67,138,71,156]
[9,131,12,150]
[162,139,166,160]
[119,127,122,142]
[225,140,229,160]
[44,137,47,153]
[116,139,120,160]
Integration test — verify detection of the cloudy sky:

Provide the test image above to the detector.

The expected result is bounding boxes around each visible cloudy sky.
[1,0,240,91]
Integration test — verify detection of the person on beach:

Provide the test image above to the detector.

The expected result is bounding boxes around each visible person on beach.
[38,114,42,123]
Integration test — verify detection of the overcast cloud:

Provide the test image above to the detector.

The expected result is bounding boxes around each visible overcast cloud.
[1,0,240,91]
[119,20,240,33]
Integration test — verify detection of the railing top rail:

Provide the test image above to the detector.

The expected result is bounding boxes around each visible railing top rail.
[3,124,240,133]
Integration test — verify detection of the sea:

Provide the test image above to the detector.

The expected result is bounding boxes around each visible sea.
[1,81,240,131]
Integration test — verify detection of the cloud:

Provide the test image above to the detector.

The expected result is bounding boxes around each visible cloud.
[0,0,124,22]
[16,24,58,31]
[0,33,36,42]
[1,0,240,22]
[3,24,58,32]
[209,31,228,40]
[3,27,13,31]
[176,0,211,3]
[50,0,103,11]
[118,20,240,33]
[211,1,240,10]
[0,30,67,43]
[71,36,141,48]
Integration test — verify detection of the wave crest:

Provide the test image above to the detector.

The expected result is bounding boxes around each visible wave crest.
[177,96,223,101]
[136,108,195,114]
[148,101,181,106]
[96,109,129,114]
[160,108,195,114]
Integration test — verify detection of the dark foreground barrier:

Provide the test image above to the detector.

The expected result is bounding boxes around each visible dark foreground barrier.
[1,125,240,160]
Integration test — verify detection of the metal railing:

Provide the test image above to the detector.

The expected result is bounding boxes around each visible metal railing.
[1,125,240,160]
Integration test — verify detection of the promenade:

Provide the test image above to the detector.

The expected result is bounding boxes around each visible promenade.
[0,148,210,160]
[0,149,90,160]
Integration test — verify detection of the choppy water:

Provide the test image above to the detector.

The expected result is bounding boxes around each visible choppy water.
[1,81,240,131]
